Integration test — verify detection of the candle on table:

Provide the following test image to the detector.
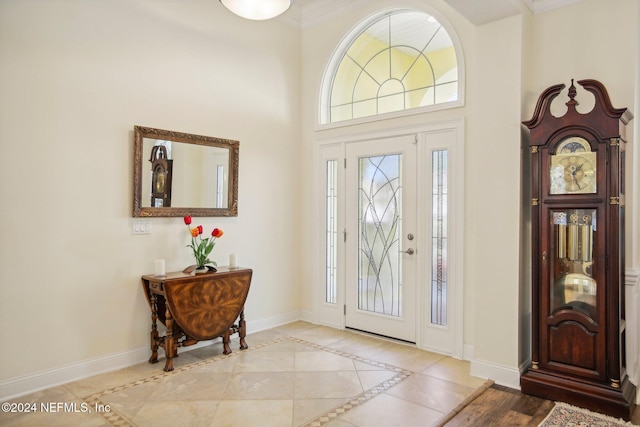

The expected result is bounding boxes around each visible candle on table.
[154,259,166,276]
[229,254,237,268]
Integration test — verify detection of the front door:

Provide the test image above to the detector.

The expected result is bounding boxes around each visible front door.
[344,135,417,342]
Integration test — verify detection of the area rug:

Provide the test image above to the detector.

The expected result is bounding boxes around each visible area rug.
[538,401,637,427]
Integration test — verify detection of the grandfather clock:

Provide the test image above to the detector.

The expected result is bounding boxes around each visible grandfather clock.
[149,145,173,208]
[520,79,635,419]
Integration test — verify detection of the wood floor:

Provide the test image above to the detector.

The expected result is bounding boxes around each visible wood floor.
[445,384,640,426]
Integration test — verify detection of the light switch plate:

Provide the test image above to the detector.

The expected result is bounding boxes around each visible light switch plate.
[132,220,151,235]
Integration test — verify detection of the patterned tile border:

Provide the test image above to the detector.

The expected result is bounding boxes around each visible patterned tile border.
[300,374,410,427]
[288,337,413,427]
[81,336,414,427]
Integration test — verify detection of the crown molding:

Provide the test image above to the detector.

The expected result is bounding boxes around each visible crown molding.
[520,0,583,14]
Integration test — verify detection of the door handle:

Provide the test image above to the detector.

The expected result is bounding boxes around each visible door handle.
[400,248,415,255]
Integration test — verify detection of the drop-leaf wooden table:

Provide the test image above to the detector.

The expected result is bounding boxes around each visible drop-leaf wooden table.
[141,267,252,371]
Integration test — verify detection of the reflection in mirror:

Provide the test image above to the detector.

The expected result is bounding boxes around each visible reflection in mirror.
[133,126,239,217]
[142,140,230,208]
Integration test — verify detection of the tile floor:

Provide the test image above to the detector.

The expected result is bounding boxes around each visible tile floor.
[0,321,491,426]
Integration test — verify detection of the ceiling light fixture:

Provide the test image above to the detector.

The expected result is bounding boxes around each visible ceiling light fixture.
[219,0,293,21]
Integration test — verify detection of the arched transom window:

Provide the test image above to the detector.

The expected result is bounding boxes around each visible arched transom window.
[322,10,461,124]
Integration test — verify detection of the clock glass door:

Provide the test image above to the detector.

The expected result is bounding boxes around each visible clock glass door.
[550,209,597,317]
[545,206,605,378]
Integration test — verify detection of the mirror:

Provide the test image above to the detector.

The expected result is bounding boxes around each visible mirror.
[133,126,239,217]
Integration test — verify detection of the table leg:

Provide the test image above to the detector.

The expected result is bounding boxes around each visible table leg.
[149,293,159,364]
[222,330,232,355]
[164,306,175,372]
[239,309,248,350]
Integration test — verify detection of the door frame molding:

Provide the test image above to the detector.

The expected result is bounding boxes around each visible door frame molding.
[312,119,465,358]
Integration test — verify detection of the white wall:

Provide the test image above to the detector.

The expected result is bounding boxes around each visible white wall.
[0,0,301,394]
[467,14,524,382]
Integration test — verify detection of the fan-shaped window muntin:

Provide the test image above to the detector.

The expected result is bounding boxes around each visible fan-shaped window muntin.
[325,10,460,124]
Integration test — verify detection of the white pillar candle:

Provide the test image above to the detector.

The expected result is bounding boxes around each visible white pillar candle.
[154,259,166,276]
[229,253,237,268]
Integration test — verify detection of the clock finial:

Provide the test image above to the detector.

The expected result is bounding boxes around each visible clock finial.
[566,79,578,108]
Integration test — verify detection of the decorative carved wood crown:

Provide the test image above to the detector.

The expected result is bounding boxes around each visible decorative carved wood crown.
[523,79,632,147]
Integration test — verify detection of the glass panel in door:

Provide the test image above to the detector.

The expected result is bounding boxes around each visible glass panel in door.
[325,160,338,304]
[550,209,597,318]
[357,155,403,316]
[431,149,448,326]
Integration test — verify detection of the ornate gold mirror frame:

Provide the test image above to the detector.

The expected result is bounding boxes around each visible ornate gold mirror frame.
[133,126,239,217]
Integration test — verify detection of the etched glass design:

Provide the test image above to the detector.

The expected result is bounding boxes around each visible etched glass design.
[357,155,402,316]
[325,160,338,304]
[431,150,448,325]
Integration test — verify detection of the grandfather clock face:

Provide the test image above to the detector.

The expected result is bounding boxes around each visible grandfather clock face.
[549,137,596,195]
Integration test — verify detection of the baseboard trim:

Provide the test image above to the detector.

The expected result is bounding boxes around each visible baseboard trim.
[470,357,521,390]
[243,310,303,334]
[462,343,474,361]
[0,345,152,401]
[0,310,304,400]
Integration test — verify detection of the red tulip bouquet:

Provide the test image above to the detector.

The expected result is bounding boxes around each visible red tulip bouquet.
[183,216,223,272]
